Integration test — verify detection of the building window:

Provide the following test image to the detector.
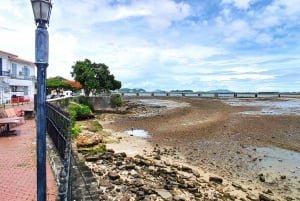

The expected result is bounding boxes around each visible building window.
[12,63,17,78]
[24,86,29,95]
[0,58,2,72]
[11,86,17,92]
[0,58,3,76]
[23,66,30,78]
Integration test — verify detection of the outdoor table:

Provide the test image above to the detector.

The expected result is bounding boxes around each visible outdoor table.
[23,109,34,119]
[0,118,20,135]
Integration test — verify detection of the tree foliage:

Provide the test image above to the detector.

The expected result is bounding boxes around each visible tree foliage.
[71,59,122,96]
[63,80,82,91]
[46,76,72,94]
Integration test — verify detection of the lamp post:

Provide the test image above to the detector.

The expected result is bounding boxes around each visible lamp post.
[30,1,52,201]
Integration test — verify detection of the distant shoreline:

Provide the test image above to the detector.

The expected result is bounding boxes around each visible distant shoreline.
[119,91,300,99]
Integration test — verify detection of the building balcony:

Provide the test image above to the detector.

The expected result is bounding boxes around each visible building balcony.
[11,91,25,97]
[0,71,10,76]
[0,71,36,81]
[10,74,36,81]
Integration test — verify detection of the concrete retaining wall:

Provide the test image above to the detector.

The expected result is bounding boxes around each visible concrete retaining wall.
[71,144,100,201]
[87,94,119,112]
[47,136,100,201]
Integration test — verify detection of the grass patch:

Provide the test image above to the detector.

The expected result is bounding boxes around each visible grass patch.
[98,129,111,137]
[77,120,110,137]
[78,144,106,156]
[72,124,82,139]
[86,120,103,133]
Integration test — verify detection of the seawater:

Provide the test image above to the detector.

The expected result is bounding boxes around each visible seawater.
[126,129,150,138]
[253,146,300,178]
[224,99,300,115]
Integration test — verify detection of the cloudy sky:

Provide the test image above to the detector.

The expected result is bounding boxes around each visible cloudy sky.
[1,0,300,92]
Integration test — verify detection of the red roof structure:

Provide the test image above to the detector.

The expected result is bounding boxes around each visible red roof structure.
[63,80,82,89]
[0,50,35,66]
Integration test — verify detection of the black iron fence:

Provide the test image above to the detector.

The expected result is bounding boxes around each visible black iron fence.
[46,101,72,200]
[46,97,100,200]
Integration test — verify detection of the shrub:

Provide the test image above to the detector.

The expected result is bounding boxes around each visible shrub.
[71,124,82,139]
[69,109,77,127]
[68,101,92,120]
[78,96,89,105]
[68,101,92,139]
[68,102,80,114]
[112,94,122,107]
[79,105,90,116]
[79,96,93,110]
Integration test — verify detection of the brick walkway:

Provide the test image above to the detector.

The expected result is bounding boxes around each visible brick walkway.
[0,105,57,201]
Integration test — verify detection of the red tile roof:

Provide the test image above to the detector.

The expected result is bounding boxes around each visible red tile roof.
[0,50,35,66]
[0,50,17,57]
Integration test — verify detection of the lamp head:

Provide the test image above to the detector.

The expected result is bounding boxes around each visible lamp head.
[30,0,52,26]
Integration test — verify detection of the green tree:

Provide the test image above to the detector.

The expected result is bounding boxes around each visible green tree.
[71,59,122,96]
[112,80,122,90]
[46,76,72,94]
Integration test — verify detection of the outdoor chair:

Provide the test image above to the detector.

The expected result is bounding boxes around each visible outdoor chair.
[2,108,25,125]
[0,110,22,134]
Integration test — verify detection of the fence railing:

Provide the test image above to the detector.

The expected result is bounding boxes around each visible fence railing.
[46,101,72,200]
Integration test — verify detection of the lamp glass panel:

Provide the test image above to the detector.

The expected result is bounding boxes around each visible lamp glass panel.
[32,1,41,20]
[41,1,50,21]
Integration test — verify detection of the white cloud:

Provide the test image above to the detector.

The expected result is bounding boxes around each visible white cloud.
[142,0,190,29]
[222,20,256,42]
[200,73,276,82]
[253,16,280,29]
[222,0,254,9]
[255,33,273,44]
[226,67,268,73]
[48,32,79,79]
[52,0,190,30]
[160,45,223,63]
[266,0,300,16]
[252,0,300,30]
[114,7,152,19]
[1,0,300,92]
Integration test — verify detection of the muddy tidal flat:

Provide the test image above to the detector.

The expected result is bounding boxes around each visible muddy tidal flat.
[96,96,300,200]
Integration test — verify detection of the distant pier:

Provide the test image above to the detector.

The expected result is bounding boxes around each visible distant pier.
[120,92,300,99]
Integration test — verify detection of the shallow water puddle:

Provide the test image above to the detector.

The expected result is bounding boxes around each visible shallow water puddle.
[125,129,150,138]
[136,99,190,109]
[254,146,300,178]
[224,99,300,115]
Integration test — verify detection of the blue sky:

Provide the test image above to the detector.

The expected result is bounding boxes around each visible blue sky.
[1,0,300,92]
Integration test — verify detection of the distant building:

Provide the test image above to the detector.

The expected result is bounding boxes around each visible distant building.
[0,50,36,104]
[63,90,73,97]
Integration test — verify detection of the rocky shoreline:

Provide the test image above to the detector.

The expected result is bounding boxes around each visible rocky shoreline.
[85,147,270,201]
[77,96,300,200]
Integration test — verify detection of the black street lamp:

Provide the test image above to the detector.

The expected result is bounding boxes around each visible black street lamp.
[30,1,52,201]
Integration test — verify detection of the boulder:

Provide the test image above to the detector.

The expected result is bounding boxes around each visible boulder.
[209,176,223,184]
[76,132,103,147]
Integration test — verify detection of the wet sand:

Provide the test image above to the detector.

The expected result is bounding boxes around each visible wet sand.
[99,96,300,200]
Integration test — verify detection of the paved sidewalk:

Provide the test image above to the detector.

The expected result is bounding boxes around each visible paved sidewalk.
[0,105,57,201]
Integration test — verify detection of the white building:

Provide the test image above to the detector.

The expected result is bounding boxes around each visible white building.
[0,50,36,104]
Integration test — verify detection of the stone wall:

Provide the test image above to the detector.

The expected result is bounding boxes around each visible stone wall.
[47,135,100,201]
[71,144,100,201]
[87,94,119,112]
[46,135,62,185]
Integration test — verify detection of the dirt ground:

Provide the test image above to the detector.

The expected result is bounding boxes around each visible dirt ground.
[98,96,300,200]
